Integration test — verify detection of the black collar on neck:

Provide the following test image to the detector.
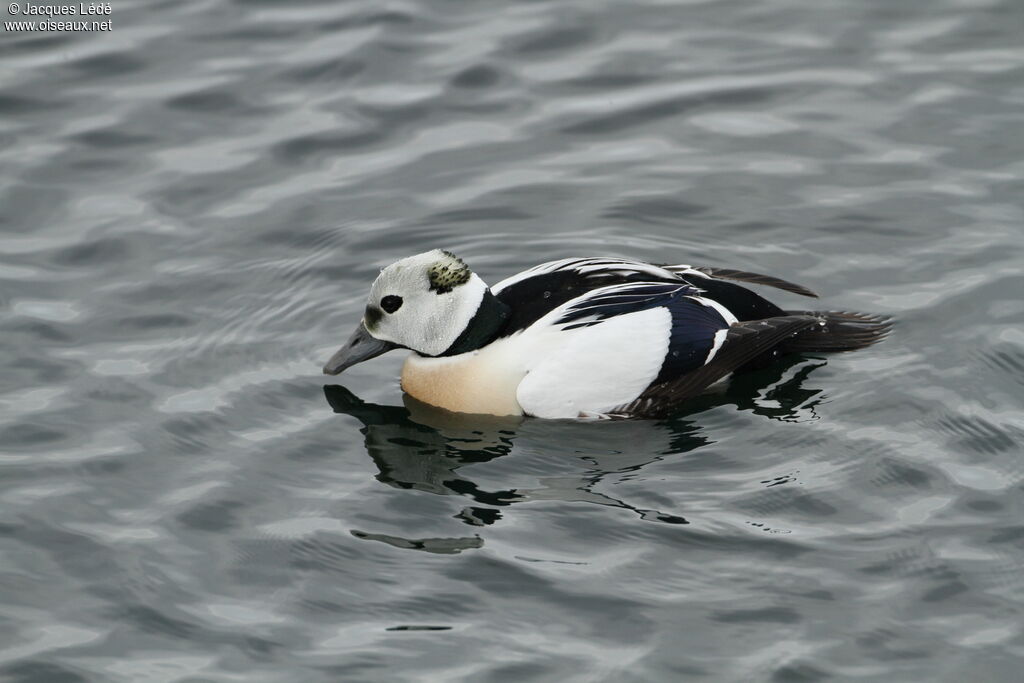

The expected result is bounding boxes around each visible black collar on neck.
[439,288,511,356]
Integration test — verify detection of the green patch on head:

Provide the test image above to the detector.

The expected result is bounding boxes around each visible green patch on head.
[427,250,471,294]
[363,304,383,331]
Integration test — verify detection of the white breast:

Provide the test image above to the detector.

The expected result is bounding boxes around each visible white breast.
[401,306,671,419]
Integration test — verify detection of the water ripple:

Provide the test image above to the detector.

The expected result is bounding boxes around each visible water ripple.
[2,0,1024,680]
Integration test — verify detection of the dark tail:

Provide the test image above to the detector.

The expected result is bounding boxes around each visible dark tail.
[780,311,893,352]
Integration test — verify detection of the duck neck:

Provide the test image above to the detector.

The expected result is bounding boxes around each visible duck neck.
[440,288,511,356]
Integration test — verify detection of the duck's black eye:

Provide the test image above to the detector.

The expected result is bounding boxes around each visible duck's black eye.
[380,295,403,314]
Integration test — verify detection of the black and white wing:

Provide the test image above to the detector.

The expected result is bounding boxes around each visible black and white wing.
[492,258,686,335]
[515,282,753,418]
[491,256,817,336]
[613,315,822,418]
[491,257,685,295]
[666,265,818,298]
[489,257,867,418]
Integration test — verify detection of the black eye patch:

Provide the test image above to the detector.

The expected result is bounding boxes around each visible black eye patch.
[380,295,403,314]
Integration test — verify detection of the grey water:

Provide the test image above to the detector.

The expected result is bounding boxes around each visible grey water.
[2,0,1023,680]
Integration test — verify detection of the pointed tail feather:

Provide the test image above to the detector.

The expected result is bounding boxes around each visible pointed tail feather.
[685,266,819,298]
[781,310,893,352]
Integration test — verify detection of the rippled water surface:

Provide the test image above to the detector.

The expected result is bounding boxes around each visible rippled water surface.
[3,0,1024,680]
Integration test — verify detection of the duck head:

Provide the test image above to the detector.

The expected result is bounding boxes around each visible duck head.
[323,249,503,374]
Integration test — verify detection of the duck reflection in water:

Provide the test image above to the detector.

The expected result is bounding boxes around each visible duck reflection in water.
[323,355,828,542]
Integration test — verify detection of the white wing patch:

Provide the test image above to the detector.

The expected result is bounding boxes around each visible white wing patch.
[663,264,710,279]
[705,328,729,364]
[571,259,677,279]
[516,307,671,419]
[491,257,682,294]
[687,295,739,325]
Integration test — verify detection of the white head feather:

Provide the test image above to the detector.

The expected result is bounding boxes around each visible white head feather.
[363,249,487,356]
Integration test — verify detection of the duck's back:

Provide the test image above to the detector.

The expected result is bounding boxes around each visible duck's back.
[487,258,889,418]
[490,257,785,337]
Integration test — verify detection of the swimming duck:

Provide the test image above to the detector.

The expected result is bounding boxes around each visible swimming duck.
[323,250,890,419]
